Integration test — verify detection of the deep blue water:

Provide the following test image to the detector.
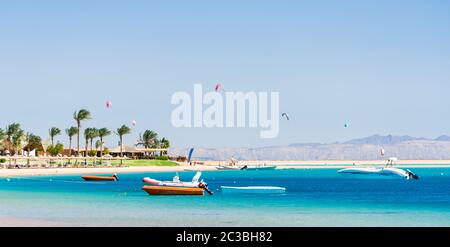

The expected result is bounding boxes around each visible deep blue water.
[1,168,450,226]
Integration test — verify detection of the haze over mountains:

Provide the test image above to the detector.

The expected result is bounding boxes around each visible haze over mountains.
[169,135,450,160]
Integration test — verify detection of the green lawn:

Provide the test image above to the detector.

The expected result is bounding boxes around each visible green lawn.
[111,159,179,167]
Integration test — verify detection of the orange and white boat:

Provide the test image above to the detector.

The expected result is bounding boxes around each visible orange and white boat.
[142,172,213,196]
[82,174,119,181]
[142,185,204,195]
[143,172,202,188]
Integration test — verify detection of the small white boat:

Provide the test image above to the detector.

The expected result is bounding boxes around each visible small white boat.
[143,172,202,188]
[183,169,200,172]
[220,186,286,194]
[241,165,277,171]
[338,157,419,180]
[216,165,243,170]
[338,167,419,179]
[142,172,213,195]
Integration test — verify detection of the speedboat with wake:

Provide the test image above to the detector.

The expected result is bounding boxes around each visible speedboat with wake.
[142,172,213,195]
[337,158,419,180]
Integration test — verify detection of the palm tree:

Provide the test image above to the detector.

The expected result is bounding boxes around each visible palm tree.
[137,130,159,148]
[65,127,78,156]
[84,128,97,157]
[5,123,22,154]
[5,123,20,139]
[25,133,42,154]
[0,128,5,141]
[11,129,24,156]
[49,127,61,146]
[89,128,99,152]
[115,125,131,158]
[0,128,5,153]
[23,133,42,166]
[98,128,111,157]
[159,137,170,156]
[95,140,103,152]
[73,109,91,156]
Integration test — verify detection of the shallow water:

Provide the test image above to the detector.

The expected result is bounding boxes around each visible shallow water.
[1,168,450,226]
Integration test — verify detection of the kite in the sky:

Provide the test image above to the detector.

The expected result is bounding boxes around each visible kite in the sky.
[106,101,112,108]
[214,83,225,92]
[132,120,137,127]
[281,113,290,120]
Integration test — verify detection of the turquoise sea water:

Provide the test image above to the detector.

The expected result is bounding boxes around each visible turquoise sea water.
[1,168,450,226]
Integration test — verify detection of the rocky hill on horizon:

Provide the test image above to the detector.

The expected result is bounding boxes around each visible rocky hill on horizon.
[169,135,450,160]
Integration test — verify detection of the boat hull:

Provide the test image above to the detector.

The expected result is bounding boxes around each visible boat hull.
[243,166,277,171]
[82,176,117,181]
[216,166,243,170]
[142,185,204,196]
[221,186,286,194]
[337,167,413,180]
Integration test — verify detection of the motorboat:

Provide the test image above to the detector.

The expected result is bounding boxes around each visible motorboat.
[142,185,204,195]
[337,158,419,180]
[241,165,277,171]
[216,165,243,170]
[221,186,286,194]
[82,173,119,181]
[143,172,202,188]
[142,172,213,195]
[216,157,245,170]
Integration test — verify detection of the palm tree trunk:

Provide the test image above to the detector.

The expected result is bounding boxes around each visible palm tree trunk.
[100,137,103,157]
[69,138,72,156]
[85,139,88,166]
[76,123,80,166]
[68,137,72,165]
[99,137,103,164]
[27,147,31,167]
[85,139,88,157]
[120,136,123,166]
[120,136,123,157]
[77,122,80,155]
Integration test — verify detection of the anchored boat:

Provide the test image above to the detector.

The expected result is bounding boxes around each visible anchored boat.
[143,172,205,188]
[216,165,243,170]
[221,186,286,194]
[142,172,213,195]
[338,158,419,180]
[82,174,119,181]
[241,165,277,171]
[142,185,204,195]
[216,157,245,170]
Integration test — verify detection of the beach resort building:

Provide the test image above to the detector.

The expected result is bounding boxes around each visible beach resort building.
[63,146,168,159]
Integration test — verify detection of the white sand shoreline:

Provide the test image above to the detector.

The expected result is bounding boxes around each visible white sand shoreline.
[1,160,450,177]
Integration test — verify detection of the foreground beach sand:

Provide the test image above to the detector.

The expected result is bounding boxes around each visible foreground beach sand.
[1,160,450,177]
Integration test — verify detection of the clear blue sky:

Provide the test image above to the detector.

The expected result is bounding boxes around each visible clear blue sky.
[1,0,449,148]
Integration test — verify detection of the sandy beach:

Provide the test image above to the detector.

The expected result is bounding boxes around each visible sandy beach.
[1,160,450,177]
[0,164,216,177]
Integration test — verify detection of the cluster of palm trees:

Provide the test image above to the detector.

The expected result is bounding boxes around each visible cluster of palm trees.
[47,110,134,157]
[0,123,42,151]
[136,130,170,155]
[0,109,170,158]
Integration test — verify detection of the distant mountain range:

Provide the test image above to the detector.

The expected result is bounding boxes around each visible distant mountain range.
[169,135,450,160]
